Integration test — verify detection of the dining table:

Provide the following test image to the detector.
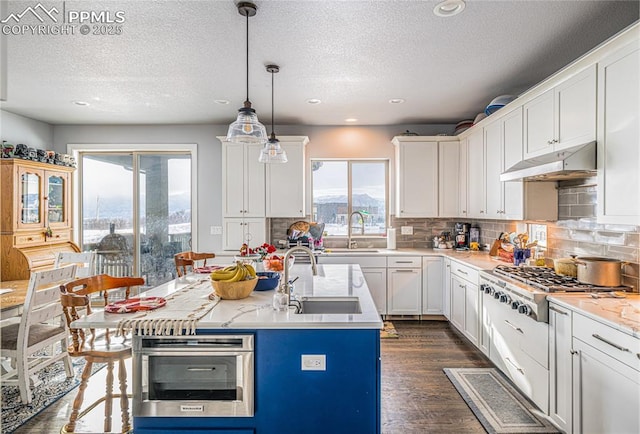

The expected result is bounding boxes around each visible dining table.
[0,280,29,319]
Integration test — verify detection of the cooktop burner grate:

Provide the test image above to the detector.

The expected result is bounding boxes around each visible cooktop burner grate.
[492,264,630,293]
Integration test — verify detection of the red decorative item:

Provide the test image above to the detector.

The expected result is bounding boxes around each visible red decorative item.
[104,296,167,313]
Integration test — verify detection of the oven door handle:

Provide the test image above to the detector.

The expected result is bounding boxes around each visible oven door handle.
[504,320,524,334]
[187,367,217,371]
[139,350,251,357]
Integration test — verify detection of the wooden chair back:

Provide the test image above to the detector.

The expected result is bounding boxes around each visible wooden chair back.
[60,274,144,353]
[55,251,97,278]
[174,251,215,277]
[0,265,77,403]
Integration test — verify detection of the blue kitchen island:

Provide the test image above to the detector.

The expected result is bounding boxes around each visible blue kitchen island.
[72,264,383,434]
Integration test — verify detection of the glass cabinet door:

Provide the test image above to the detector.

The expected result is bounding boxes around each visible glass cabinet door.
[19,169,42,226]
[46,173,67,225]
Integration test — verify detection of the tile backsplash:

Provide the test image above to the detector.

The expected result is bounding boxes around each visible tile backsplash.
[270,181,639,291]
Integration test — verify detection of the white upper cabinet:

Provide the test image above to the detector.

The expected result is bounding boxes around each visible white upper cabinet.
[524,65,596,159]
[393,137,439,218]
[501,108,525,220]
[484,121,504,220]
[438,142,460,218]
[221,140,265,218]
[265,136,309,218]
[458,139,468,218]
[597,39,640,225]
[466,129,485,218]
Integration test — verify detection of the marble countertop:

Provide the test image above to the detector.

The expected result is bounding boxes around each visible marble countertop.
[548,293,640,338]
[71,264,383,331]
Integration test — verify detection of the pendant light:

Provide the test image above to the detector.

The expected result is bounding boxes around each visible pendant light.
[226,2,267,144]
[259,64,288,163]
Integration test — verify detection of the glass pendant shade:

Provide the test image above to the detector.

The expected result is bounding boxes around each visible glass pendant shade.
[227,106,268,144]
[259,135,288,163]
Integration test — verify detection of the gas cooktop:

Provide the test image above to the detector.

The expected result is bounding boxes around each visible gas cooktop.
[492,264,631,293]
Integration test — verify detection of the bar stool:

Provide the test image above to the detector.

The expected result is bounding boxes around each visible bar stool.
[59,275,144,434]
[173,251,215,277]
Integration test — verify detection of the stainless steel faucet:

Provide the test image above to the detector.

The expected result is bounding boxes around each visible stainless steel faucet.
[347,211,366,249]
[281,246,317,304]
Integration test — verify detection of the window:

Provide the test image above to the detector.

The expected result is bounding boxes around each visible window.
[311,160,388,237]
[75,147,195,287]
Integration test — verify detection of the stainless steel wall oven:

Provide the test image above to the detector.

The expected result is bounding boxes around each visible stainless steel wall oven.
[133,334,254,417]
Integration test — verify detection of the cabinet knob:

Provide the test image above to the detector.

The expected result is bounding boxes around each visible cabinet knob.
[570,350,578,355]
[461,210,467,214]
[480,210,484,214]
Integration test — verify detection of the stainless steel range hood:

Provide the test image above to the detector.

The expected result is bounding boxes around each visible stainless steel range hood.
[500,141,597,182]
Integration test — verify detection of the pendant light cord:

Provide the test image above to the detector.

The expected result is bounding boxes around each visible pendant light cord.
[245,12,249,104]
[271,69,275,135]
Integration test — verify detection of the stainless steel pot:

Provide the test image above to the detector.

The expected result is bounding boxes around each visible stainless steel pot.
[574,257,625,287]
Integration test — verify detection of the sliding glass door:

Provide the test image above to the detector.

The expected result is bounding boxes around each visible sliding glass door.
[80,152,192,287]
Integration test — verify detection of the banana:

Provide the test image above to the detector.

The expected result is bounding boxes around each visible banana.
[222,266,245,282]
[211,268,237,281]
[245,263,256,278]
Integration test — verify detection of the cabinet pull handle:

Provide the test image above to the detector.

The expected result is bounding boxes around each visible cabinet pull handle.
[396,261,413,264]
[480,210,484,214]
[549,306,568,315]
[504,320,524,334]
[394,269,415,273]
[505,357,524,375]
[592,334,630,353]
[637,353,640,360]
[457,269,468,275]
[570,350,578,355]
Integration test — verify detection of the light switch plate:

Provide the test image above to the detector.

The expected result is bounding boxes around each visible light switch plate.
[401,226,414,235]
[301,354,326,371]
[210,226,222,235]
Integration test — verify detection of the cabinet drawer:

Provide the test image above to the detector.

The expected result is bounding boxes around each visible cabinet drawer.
[387,256,421,268]
[46,230,71,243]
[319,255,387,268]
[14,233,45,246]
[573,312,640,372]
[450,260,479,282]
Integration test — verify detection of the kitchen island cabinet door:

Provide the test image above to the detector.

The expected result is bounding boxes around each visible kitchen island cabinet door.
[597,39,640,225]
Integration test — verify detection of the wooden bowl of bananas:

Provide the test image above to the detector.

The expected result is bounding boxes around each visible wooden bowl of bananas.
[210,262,258,300]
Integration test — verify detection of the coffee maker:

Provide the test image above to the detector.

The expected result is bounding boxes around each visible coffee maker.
[454,223,470,250]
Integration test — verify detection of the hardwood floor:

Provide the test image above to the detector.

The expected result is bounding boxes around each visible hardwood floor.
[381,320,492,433]
[11,321,491,433]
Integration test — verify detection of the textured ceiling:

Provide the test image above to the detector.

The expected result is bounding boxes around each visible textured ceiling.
[0,0,638,126]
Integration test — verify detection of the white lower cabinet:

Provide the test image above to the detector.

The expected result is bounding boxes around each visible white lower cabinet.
[549,303,573,433]
[571,312,640,434]
[387,257,422,315]
[442,258,452,319]
[222,218,266,251]
[422,257,443,315]
[317,255,388,315]
[361,268,388,315]
[449,260,480,347]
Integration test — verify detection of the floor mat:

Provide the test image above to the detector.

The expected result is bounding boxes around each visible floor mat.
[443,368,560,434]
[380,321,398,339]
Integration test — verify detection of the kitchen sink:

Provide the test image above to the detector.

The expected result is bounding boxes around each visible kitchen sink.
[294,297,362,314]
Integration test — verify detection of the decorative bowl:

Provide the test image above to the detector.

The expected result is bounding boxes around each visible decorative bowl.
[254,272,280,291]
[211,278,257,300]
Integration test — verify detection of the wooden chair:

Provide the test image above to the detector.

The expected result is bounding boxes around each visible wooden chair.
[0,265,77,404]
[59,274,145,434]
[174,251,215,277]
[55,251,97,278]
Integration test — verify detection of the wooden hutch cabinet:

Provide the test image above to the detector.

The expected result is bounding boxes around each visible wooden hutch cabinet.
[1,159,79,281]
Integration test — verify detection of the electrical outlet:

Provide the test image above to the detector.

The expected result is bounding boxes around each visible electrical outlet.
[301,354,326,371]
[210,226,222,235]
[400,226,414,235]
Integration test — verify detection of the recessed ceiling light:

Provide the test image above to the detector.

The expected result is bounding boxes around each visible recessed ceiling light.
[214,99,230,105]
[345,118,358,123]
[307,98,322,105]
[389,98,405,104]
[73,101,89,106]
[433,0,465,17]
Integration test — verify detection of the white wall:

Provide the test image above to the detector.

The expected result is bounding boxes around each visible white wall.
[52,122,454,252]
[0,110,53,147]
